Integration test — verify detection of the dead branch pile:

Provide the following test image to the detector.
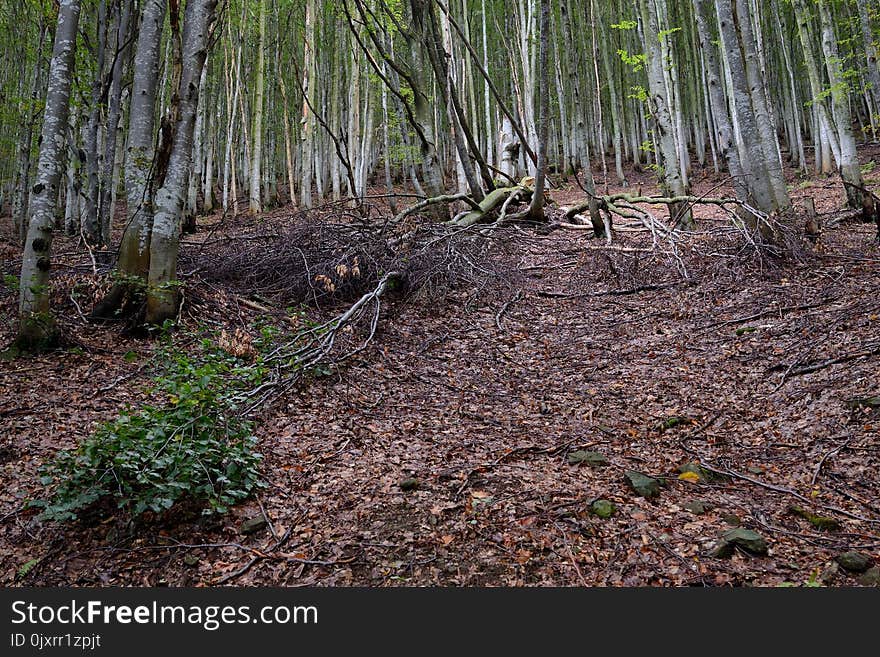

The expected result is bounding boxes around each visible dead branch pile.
[199,215,521,306]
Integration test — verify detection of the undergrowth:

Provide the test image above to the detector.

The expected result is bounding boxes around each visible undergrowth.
[33,325,279,522]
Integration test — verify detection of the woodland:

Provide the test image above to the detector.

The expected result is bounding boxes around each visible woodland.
[0,0,878,588]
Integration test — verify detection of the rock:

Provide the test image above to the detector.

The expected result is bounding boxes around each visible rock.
[590,499,616,518]
[399,478,420,492]
[725,528,767,554]
[238,516,268,535]
[835,551,874,573]
[722,513,741,527]
[684,500,708,515]
[845,396,880,410]
[625,471,662,498]
[712,528,768,558]
[818,562,839,585]
[567,450,609,467]
[788,505,840,531]
[709,540,735,558]
[677,461,712,482]
[858,566,880,586]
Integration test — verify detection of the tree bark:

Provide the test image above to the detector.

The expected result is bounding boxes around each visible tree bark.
[249,0,266,214]
[816,0,867,211]
[98,0,134,245]
[527,0,550,221]
[146,0,218,324]
[118,0,166,279]
[16,0,82,349]
[639,0,692,227]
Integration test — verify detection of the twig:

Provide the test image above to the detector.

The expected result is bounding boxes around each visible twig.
[700,299,835,331]
[0,504,26,524]
[256,495,278,541]
[552,521,589,586]
[698,462,880,524]
[538,279,690,299]
[213,526,294,585]
[495,289,522,331]
[785,343,880,377]
[811,438,852,486]
[69,292,88,323]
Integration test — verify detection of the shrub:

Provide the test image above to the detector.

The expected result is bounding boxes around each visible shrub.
[35,336,267,521]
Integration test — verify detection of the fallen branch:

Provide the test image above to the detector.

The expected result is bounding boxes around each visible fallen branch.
[537,279,690,299]
[812,438,852,486]
[239,271,403,414]
[697,462,880,525]
[495,289,523,331]
[392,193,480,224]
[213,527,295,585]
[772,342,880,379]
[449,185,531,227]
[700,299,835,330]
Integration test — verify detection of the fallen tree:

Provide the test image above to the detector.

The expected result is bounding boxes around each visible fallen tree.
[561,190,796,252]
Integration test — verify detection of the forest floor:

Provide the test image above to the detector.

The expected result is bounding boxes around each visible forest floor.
[1,149,879,587]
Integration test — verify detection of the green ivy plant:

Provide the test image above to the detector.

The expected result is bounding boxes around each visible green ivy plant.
[34,333,270,522]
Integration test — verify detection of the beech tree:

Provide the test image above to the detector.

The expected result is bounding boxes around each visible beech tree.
[16,0,82,349]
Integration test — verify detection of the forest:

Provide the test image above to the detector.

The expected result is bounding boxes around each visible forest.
[0,0,878,588]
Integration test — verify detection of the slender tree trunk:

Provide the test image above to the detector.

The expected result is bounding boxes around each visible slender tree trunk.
[640,0,691,226]
[734,0,787,210]
[82,0,108,245]
[98,0,134,245]
[855,0,880,117]
[249,0,266,214]
[13,21,47,245]
[817,0,867,211]
[693,0,748,201]
[146,0,218,324]
[118,0,166,279]
[527,0,549,221]
[300,0,316,208]
[16,0,82,349]
[716,0,788,222]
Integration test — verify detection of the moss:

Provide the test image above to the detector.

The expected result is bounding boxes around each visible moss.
[8,313,61,355]
[788,505,840,531]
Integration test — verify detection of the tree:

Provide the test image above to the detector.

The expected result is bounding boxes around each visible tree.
[639,0,692,228]
[93,0,168,320]
[527,0,550,221]
[146,0,219,323]
[16,0,83,350]
[249,0,267,214]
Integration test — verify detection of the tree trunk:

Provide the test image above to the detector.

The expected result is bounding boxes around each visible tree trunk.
[527,0,549,221]
[816,0,867,211]
[81,0,108,246]
[98,0,134,245]
[639,0,691,227]
[693,0,747,202]
[16,0,82,350]
[855,0,880,118]
[146,0,218,324]
[300,0,316,208]
[249,0,266,214]
[716,0,788,222]
[118,0,166,279]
